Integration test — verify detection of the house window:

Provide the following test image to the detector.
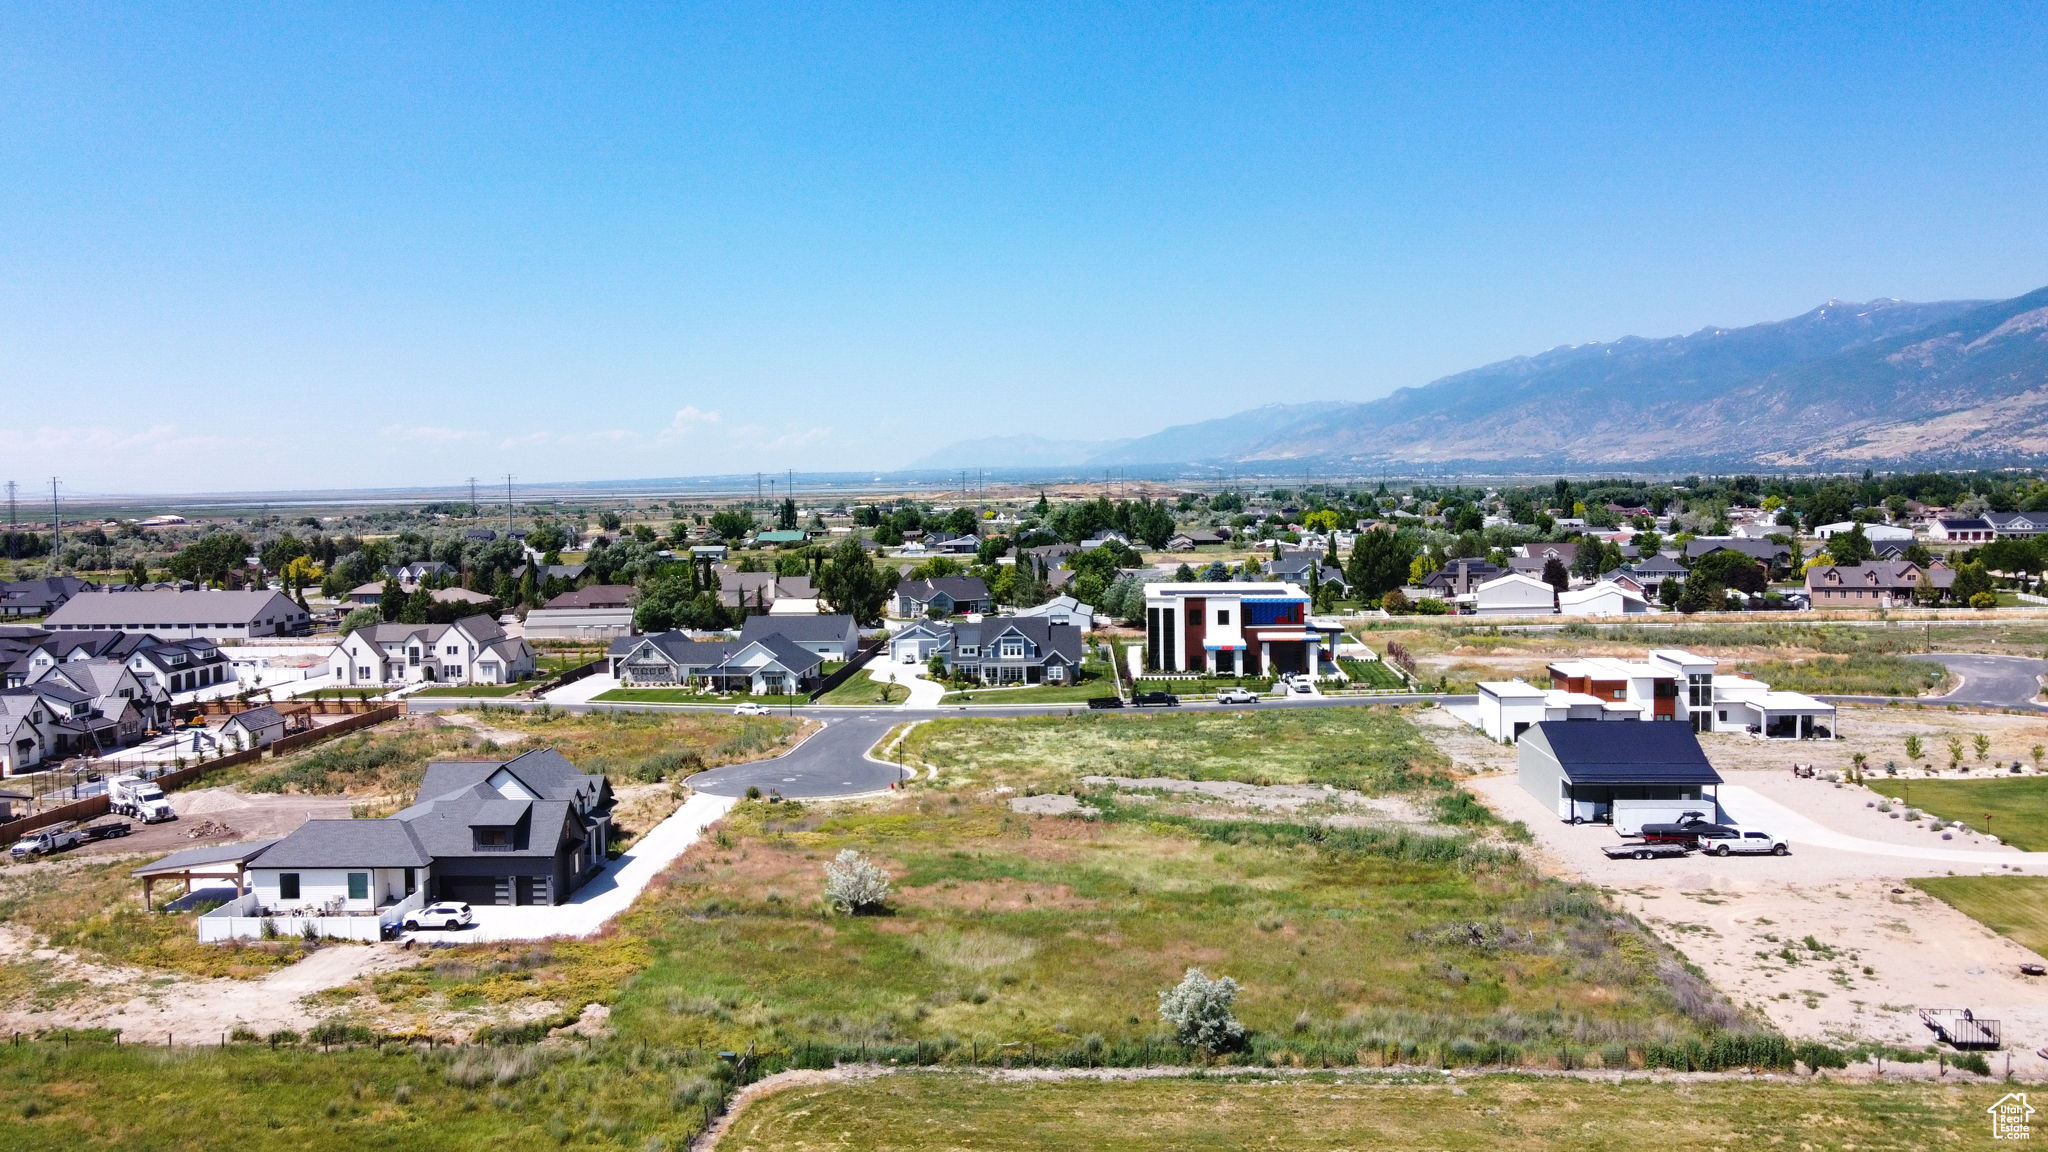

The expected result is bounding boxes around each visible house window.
[278,873,300,900]
[1000,641,1024,658]
[347,873,370,901]
[1217,610,1231,625]
[445,645,459,655]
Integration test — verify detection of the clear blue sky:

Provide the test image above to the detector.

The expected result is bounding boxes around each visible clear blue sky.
[4,4,2044,494]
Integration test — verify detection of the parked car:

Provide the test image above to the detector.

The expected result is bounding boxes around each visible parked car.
[403,902,475,931]
[1132,690,1180,707]
[1214,688,1260,705]
[732,701,768,716]
[1085,696,1125,709]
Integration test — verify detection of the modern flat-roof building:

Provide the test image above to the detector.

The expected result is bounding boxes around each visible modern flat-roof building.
[43,589,310,640]
[1142,581,1340,677]
[1470,647,1833,742]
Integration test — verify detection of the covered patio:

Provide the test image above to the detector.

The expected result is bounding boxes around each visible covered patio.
[130,839,278,911]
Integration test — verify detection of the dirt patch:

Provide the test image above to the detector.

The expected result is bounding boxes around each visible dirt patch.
[0,924,426,1040]
[431,710,534,745]
[1009,794,1086,817]
[1081,774,1436,826]
[74,787,354,859]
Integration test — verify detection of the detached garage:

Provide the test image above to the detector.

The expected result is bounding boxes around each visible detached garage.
[1518,720,1723,824]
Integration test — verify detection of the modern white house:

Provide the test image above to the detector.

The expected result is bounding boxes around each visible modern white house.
[1141,581,1340,677]
[1469,648,1835,743]
[1462,573,1557,616]
[328,615,535,687]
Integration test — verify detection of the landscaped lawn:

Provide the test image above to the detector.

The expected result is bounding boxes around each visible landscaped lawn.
[718,1073,1981,1152]
[1885,777,2048,849]
[411,681,529,697]
[939,659,1115,704]
[1912,875,2048,957]
[818,670,910,705]
[1340,655,1407,689]
[590,687,742,704]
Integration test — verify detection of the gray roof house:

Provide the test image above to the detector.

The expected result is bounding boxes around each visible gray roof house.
[0,576,96,619]
[607,631,824,695]
[221,704,290,749]
[895,576,992,619]
[42,589,310,640]
[226,748,615,917]
[739,614,859,663]
[329,615,535,688]
[922,616,1085,687]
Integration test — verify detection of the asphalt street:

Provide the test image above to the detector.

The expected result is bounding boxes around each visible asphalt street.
[1908,653,2048,709]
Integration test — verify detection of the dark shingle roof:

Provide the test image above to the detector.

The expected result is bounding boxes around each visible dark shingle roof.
[249,819,432,869]
[739,615,856,645]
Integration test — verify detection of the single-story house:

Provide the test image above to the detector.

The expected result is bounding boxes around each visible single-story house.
[1166,529,1228,550]
[1462,573,1556,616]
[1986,512,2048,539]
[896,577,992,618]
[1518,720,1724,824]
[607,632,824,695]
[1814,521,1916,543]
[1557,581,1653,617]
[1928,517,1994,544]
[544,585,637,610]
[1011,594,1097,632]
[739,614,859,663]
[221,704,289,750]
[43,589,311,640]
[521,605,636,642]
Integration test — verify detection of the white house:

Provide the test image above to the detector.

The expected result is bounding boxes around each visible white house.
[1557,581,1653,617]
[1011,594,1097,632]
[1463,573,1556,616]
[1814,521,1916,543]
[221,704,289,750]
[329,615,535,687]
[1469,649,1835,743]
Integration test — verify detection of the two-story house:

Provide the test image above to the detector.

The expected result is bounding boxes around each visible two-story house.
[328,615,536,687]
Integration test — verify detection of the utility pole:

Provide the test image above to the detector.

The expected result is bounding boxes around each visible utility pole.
[468,477,478,519]
[756,472,763,504]
[5,480,15,531]
[503,474,514,536]
[48,478,60,557]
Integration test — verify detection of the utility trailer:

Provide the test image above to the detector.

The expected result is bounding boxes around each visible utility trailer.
[1601,841,1694,861]
[1921,1007,2002,1050]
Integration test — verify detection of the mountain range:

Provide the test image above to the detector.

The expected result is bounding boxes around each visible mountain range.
[914,285,2048,473]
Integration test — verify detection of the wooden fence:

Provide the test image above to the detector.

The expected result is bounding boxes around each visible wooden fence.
[0,704,405,846]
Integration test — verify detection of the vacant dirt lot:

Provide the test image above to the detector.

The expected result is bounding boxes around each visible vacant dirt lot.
[1450,705,2048,1067]
[73,786,354,860]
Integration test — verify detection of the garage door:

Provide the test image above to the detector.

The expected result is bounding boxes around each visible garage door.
[438,876,506,906]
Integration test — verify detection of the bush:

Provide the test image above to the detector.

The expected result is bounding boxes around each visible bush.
[1970,592,1998,611]
[1158,967,1246,1054]
[1952,1051,1992,1075]
[823,849,891,915]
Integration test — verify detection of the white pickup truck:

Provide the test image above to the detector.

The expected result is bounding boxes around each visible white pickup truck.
[1693,826,1790,857]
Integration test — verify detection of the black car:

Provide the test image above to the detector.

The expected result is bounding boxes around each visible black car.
[1086,696,1126,710]
[1133,691,1180,707]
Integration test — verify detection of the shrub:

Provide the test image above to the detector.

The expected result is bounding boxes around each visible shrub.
[1159,967,1246,1054]
[1952,1051,1992,1075]
[1970,592,1998,611]
[823,849,891,915]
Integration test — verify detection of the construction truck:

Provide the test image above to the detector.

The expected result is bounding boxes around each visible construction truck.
[107,774,177,824]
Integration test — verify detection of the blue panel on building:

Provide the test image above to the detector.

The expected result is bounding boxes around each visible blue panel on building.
[1244,600,1302,626]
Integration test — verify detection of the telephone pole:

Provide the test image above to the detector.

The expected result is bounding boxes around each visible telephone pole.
[5,480,15,531]
[468,477,479,519]
[48,478,60,553]
[503,474,515,535]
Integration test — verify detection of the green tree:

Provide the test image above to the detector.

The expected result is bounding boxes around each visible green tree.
[708,508,757,541]
[338,607,381,637]
[817,537,900,626]
[1829,523,1873,566]
[1540,556,1570,597]
[1344,528,1412,604]
[166,531,253,587]
[1952,561,1995,604]
[777,497,798,530]
[377,574,405,621]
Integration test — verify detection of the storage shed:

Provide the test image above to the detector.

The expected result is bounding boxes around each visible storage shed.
[1518,720,1723,824]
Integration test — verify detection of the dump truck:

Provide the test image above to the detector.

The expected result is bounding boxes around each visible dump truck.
[106,774,176,824]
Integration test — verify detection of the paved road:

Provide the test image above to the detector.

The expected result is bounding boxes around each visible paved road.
[1825,654,2048,712]
[1909,653,2048,710]
[406,693,1463,799]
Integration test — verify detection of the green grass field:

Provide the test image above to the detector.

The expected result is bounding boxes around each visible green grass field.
[1737,654,1947,697]
[1912,875,2048,957]
[717,1073,1985,1152]
[1340,656,1407,689]
[1885,776,2048,849]
[818,670,909,705]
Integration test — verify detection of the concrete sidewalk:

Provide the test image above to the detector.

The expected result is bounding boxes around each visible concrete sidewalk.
[544,672,625,705]
[413,790,739,943]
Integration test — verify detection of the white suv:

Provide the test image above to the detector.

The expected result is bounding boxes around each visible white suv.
[404,902,475,931]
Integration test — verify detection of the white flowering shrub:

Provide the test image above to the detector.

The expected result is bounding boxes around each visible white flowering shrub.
[1158,967,1245,1053]
[823,849,891,915]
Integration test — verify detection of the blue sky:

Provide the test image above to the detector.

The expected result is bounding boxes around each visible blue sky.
[3,4,2045,494]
